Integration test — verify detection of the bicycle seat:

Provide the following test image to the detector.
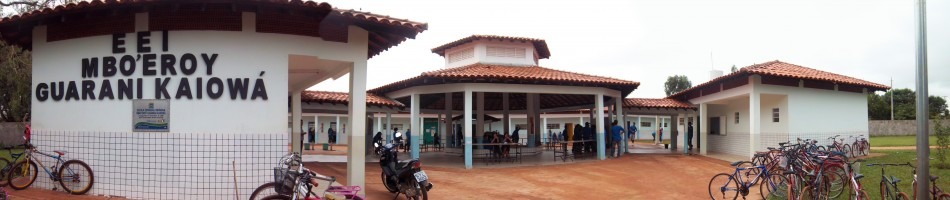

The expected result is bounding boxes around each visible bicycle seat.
[854,174,865,180]
[753,153,767,157]
[53,150,66,156]
[783,170,796,175]
[932,175,939,181]
[730,161,744,166]
[767,147,777,151]
[891,176,901,184]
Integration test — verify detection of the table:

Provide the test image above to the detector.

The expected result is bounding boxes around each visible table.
[470,143,523,164]
[553,139,595,162]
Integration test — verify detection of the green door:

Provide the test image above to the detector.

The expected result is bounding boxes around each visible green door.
[423,118,439,145]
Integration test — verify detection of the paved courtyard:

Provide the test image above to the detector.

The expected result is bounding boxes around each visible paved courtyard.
[6,153,739,199]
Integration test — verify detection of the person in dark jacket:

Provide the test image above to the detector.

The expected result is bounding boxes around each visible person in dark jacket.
[687,122,694,150]
[328,127,336,144]
[572,124,583,154]
[584,122,593,153]
[512,126,521,145]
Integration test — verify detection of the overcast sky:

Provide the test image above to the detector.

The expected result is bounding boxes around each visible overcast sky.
[321,0,945,99]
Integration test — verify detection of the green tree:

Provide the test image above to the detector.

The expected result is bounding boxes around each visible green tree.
[664,75,692,96]
[0,40,31,122]
[935,115,950,169]
[867,93,890,120]
[730,65,738,73]
[867,88,949,120]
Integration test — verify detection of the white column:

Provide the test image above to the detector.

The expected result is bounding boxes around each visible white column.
[410,93,421,159]
[346,61,368,193]
[335,116,341,142]
[376,115,382,135]
[292,92,302,153]
[700,103,709,155]
[476,92,485,143]
[444,93,453,147]
[595,94,606,160]
[315,115,320,144]
[637,116,641,141]
[750,86,761,158]
[464,90,474,169]
[503,93,510,137]
[542,117,548,142]
[386,112,392,143]
[615,97,624,154]
[655,115,659,143]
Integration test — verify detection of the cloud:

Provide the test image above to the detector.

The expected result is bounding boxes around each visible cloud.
[311,0,949,99]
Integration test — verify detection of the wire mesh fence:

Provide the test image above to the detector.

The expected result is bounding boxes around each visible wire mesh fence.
[30,130,288,200]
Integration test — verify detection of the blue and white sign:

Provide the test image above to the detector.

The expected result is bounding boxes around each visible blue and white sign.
[133,99,170,132]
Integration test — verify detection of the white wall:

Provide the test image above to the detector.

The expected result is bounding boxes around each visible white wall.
[29,12,371,199]
[443,40,538,68]
[705,100,751,156]
[32,29,367,134]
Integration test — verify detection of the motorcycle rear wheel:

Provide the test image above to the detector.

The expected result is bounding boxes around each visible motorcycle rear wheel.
[382,173,398,193]
[404,179,428,200]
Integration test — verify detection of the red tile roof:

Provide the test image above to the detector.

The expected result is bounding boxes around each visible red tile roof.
[0,0,426,57]
[369,63,640,96]
[431,35,551,59]
[302,91,404,107]
[623,98,695,110]
[668,60,890,100]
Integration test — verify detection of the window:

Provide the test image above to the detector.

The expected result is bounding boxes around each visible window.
[772,108,780,122]
[710,117,722,135]
[663,123,668,127]
[735,112,740,124]
[486,46,526,58]
[546,124,560,129]
[640,122,651,127]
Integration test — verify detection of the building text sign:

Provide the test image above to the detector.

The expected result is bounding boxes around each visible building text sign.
[133,99,170,132]
[34,31,269,102]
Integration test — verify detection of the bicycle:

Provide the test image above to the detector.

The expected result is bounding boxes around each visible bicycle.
[850,135,870,157]
[708,161,789,200]
[910,164,950,200]
[867,163,911,200]
[249,153,363,200]
[1,144,94,195]
[826,135,854,158]
[843,159,871,200]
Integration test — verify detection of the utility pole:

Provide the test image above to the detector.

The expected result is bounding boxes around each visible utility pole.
[914,0,931,199]
[891,77,894,120]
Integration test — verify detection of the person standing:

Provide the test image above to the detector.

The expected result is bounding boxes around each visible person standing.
[687,122,694,150]
[610,120,624,158]
[657,126,664,145]
[404,127,412,153]
[328,127,336,144]
[583,122,593,153]
[627,123,638,143]
[512,126,521,145]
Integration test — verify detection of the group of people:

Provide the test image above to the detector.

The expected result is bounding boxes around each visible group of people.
[482,130,516,158]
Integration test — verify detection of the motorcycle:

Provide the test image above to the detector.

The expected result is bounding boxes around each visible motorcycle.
[375,141,433,200]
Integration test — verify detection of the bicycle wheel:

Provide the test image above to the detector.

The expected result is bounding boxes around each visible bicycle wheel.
[937,193,950,200]
[258,194,291,200]
[896,192,910,200]
[759,173,789,200]
[0,158,10,187]
[708,173,739,200]
[856,190,870,200]
[824,165,847,199]
[7,161,37,190]
[734,161,760,182]
[58,160,94,195]
[816,145,826,153]
[249,182,279,200]
[842,144,853,158]
[801,185,814,200]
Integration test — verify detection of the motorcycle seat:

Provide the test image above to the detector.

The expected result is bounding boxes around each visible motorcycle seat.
[396,160,413,170]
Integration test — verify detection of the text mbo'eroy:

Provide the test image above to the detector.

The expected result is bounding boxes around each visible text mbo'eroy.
[34,31,269,102]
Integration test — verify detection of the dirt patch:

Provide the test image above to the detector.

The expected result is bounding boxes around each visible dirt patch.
[307,154,736,199]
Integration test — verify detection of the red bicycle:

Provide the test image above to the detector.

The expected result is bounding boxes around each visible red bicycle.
[850,135,870,157]
[825,135,854,158]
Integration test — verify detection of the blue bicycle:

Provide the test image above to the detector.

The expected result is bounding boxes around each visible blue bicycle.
[0,144,94,195]
[708,161,790,200]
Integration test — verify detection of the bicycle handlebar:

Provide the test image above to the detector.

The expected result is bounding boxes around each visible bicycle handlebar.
[866,162,913,167]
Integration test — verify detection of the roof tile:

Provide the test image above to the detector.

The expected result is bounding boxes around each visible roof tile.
[668,60,890,99]
[302,91,404,107]
[623,98,695,109]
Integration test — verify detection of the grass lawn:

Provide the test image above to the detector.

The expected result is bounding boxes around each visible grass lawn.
[858,149,950,199]
[870,135,938,147]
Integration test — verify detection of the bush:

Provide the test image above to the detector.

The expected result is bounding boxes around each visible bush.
[936,117,950,169]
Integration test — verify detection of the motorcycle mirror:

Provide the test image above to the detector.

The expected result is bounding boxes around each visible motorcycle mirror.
[374,143,379,147]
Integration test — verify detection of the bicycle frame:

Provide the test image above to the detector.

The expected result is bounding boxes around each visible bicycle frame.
[722,165,773,197]
[8,146,74,182]
[869,163,910,199]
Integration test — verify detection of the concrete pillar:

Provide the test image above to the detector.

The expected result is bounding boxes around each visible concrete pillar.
[464,90,473,169]
[376,115,382,135]
[476,92,485,144]
[444,93,453,147]
[410,94,421,159]
[313,115,322,143]
[346,61,368,194]
[542,116,548,142]
[595,94,606,160]
[335,116,341,143]
[386,112,392,143]
[750,88,761,158]
[503,93,510,137]
[670,115,678,151]
[637,116,641,141]
[700,103,708,155]
[292,92,302,154]
[615,97,624,154]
